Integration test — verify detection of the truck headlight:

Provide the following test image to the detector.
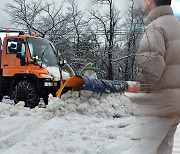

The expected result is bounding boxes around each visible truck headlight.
[39,73,52,79]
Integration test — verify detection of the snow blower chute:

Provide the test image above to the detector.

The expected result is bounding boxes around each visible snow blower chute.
[56,75,140,98]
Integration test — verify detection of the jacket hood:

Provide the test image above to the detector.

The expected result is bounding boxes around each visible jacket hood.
[144,5,173,25]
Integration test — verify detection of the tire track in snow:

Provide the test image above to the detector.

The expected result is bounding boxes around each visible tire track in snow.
[0,116,46,152]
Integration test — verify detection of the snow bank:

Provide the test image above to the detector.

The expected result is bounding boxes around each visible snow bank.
[0,92,139,154]
[0,92,178,154]
[46,91,135,118]
[0,91,135,119]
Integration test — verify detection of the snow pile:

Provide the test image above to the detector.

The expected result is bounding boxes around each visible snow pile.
[0,100,44,117]
[0,91,135,119]
[0,92,178,154]
[45,91,135,118]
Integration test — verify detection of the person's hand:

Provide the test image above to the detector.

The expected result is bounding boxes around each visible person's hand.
[125,81,141,93]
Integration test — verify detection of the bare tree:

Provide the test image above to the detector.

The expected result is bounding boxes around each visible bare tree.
[67,0,84,52]
[5,0,69,38]
[5,0,43,34]
[66,0,86,69]
[119,0,144,80]
[64,0,100,73]
[89,0,121,80]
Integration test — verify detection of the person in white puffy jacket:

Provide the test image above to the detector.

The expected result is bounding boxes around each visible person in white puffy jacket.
[130,0,180,153]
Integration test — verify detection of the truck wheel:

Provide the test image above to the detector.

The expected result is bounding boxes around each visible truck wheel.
[12,80,40,108]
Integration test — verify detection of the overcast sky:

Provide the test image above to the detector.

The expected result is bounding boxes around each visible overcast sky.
[0,0,138,29]
[0,0,179,29]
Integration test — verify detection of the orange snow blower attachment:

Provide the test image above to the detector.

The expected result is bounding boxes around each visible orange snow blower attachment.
[56,75,141,98]
[56,76,85,98]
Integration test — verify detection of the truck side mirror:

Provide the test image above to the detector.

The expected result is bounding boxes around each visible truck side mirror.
[32,55,38,61]
[30,55,38,63]
[59,60,66,67]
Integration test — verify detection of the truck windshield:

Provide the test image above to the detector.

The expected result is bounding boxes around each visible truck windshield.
[27,37,58,66]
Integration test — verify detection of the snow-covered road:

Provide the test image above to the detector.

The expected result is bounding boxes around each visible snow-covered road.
[0,116,45,153]
[0,91,179,154]
[0,114,134,154]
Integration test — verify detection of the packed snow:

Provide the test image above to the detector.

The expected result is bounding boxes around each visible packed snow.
[0,91,177,154]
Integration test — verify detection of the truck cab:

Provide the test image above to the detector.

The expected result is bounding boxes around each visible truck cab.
[0,30,63,108]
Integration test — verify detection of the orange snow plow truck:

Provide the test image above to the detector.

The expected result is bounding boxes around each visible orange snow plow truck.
[0,29,140,108]
[0,30,66,108]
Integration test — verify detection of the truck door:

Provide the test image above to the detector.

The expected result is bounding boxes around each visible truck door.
[2,38,27,76]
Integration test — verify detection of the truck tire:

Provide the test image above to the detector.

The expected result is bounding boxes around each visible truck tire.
[12,80,40,108]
